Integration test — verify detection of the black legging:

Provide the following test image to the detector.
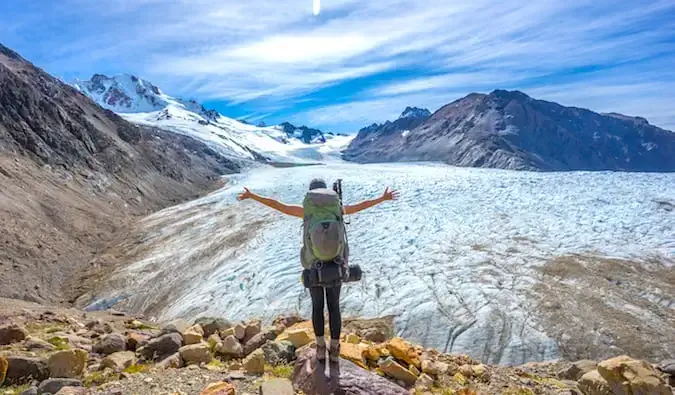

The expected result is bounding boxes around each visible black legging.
[309,285,341,340]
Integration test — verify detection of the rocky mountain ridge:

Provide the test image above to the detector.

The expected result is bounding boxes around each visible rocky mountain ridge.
[0,42,238,303]
[344,90,675,171]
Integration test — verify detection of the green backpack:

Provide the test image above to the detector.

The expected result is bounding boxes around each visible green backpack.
[300,187,349,269]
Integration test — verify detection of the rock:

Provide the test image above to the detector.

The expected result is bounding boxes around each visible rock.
[61,335,92,352]
[126,332,150,351]
[458,364,474,378]
[340,342,368,368]
[343,317,395,343]
[578,370,613,395]
[420,359,449,376]
[345,334,361,344]
[379,357,418,386]
[283,328,313,348]
[262,340,296,366]
[415,373,434,389]
[386,337,421,368]
[293,347,409,395]
[101,351,136,371]
[558,359,598,381]
[157,352,182,369]
[24,336,56,351]
[244,328,277,356]
[179,343,212,365]
[472,363,487,378]
[48,349,88,378]
[182,329,203,346]
[19,386,38,395]
[597,355,671,395]
[136,332,182,362]
[363,344,390,362]
[272,315,303,331]
[161,319,190,335]
[216,335,243,357]
[243,320,261,343]
[0,323,27,345]
[38,378,83,395]
[220,327,236,338]
[243,349,265,374]
[0,355,7,386]
[233,323,246,340]
[5,356,49,385]
[194,317,232,338]
[92,333,126,355]
[54,387,89,395]
[260,378,294,395]
[657,359,675,376]
[199,381,236,395]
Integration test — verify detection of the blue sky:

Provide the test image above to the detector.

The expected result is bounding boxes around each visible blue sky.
[1,0,674,133]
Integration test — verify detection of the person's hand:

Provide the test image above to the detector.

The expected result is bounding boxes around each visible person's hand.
[237,187,253,201]
[381,187,400,201]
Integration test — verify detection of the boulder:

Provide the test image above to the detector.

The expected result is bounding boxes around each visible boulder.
[244,328,277,356]
[415,373,434,390]
[597,355,671,395]
[386,337,421,368]
[578,370,613,395]
[101,351,136,371]
[5,356,49,385]
[293,348,409,395]
[233,323,246,340]
[0,355,7,386]
[24,336,56,352]
[272,315,303,331]
[262,340,296,365]
[260,378,294,395]
[379,357,419,387]
[37,378,83,395]
[92,333,126,355]
[243,320,261,343]
[364,344,389,362]
[61,335,92,352]
[158,352,183,369]
[243,349,265,374]
[199,381,236,395]
[136,332,182,362]
[657,359,675,387]
[283,328,313,348]
[195,317,232,338]
[48,349,88,378]
[161,319,190,335]
[126,332,150,351]
[340,342,368,369]
[0,323,27,345]
[343,317,394,343]
[179,343,212,365]
[216,335,243,357]
[421,359,449,376]
[54,387,89,395]
[182,329,203,346]
[558,359,598,381]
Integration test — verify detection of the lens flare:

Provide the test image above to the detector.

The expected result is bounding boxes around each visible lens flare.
[313,0,320,16]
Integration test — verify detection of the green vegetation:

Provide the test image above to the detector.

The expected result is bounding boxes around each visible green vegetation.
[1,384,31,395]
[24,321,69,334]
[47,336,71,350]
[264,363,294,379]
[122,363,151,374]
[83,370,121,387]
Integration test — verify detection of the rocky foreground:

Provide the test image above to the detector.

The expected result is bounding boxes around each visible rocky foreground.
[0,298,673,395]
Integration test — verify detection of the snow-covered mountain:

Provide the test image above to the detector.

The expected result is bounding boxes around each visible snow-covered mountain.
[399,106,432,119]
[72,74,350,164]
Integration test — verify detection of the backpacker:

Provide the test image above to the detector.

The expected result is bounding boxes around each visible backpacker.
[300,186,349,270]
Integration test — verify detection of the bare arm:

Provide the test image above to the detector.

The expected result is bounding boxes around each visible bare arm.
[237,188,304,218]
[344,187,399,215]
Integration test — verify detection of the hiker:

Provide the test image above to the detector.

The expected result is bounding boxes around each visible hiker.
[237,178,398,362]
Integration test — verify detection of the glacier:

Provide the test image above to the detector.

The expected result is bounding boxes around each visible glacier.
[87,156,675,365]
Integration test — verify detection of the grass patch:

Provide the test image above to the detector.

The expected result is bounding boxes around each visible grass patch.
[24,321,69,334]
[47,336,71,351]
[264,363,294,379]
[122,364,151,374]
[207,359,226,369]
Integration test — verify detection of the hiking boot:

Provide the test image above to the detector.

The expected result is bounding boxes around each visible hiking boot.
[329,342,340,363]
[316,343,326,362]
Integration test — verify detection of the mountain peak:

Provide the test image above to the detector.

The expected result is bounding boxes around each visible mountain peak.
[399,106,431,119]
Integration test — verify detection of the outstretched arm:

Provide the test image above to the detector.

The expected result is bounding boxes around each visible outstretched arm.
[344,187,399,215]
[237,187,304,218]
